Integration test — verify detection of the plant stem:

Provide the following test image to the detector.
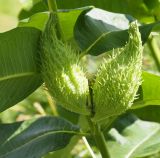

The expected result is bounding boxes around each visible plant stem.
[47,0,64,41]
[48,0,58,13]
[147,36,160,72]
[88,118,110,158]
[87,81,110,157]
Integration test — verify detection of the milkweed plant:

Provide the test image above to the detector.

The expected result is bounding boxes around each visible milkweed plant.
[4,0,160,158]
[40,10,143,157]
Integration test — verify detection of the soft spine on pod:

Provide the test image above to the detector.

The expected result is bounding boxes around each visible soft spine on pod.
[93,21,143,121]
[41,13,90,115]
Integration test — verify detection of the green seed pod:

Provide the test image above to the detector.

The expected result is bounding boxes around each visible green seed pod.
[93,21,143,121]
[41,14,89,115]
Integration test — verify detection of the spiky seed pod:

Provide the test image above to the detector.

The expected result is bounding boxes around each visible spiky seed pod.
[93,21,143,121]
[41,14,90,115]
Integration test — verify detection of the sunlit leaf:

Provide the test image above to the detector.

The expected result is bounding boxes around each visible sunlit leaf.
[107,114,160,158]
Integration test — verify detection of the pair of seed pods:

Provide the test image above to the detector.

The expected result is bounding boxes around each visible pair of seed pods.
[41,13,143,122]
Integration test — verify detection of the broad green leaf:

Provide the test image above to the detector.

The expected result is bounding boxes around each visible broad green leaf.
[74,8,134,55]
[59,7,93,42]
[19,7,91,43]
[19,12,49,31]
[133,71,160,109]
[0,116,79,158]
[132,106,160,123]
[56,105,79,125]
[107,114,160,158]
[57,0,150,22]
[0,27,42,112]
[19,0,154,22]
[43,136,80,158]
[74,8,160,56]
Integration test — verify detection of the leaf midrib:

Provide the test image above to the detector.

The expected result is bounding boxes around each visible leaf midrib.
[0,72,37,82]
[125,126,160,158]
[0,130,79,157]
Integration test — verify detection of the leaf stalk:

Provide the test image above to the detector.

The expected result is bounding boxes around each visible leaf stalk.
[47,0,64,41]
